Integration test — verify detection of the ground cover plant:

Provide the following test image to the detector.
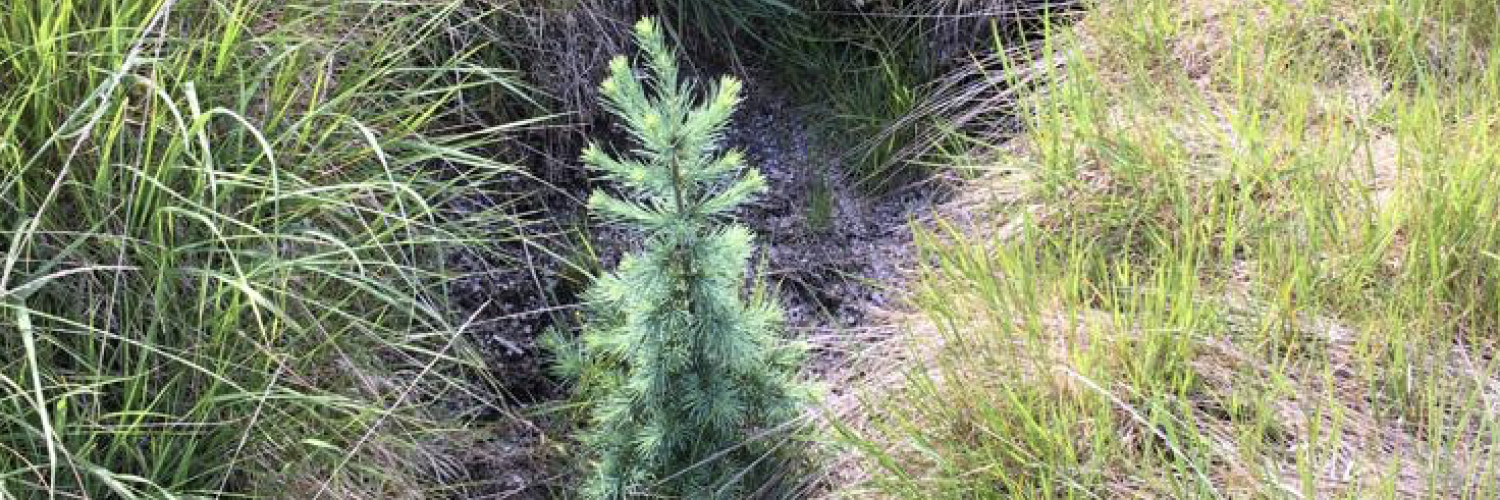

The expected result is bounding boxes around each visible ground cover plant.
[838,0,1500,497]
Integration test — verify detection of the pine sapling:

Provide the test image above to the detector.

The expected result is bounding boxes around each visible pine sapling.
[548,17,812,499]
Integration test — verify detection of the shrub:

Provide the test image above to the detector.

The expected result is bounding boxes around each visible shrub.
[549,17,812,499]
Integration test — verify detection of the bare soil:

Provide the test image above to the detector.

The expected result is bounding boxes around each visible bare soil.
[439,75,944,498]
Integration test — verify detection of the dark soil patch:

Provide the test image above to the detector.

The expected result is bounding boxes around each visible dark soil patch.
[734,86,944,333]
[439,73,945,497]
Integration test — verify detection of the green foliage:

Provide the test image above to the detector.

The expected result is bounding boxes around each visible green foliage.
[805,175,835,233]
[770,2,1073,192]
[551,17,811,499]
[657,0,800,44]
[839,0,1500,497]
[0,0,526,496]
[770,11,931,192]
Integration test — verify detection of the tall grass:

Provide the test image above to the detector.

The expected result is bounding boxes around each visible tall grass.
[658,0,799,40]
[837,0,1500,497]
[770,0,1068,193]
[770,8,939,192]
[1,0,529,497]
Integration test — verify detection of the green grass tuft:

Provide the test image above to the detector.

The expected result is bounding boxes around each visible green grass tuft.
[1,0,532,497]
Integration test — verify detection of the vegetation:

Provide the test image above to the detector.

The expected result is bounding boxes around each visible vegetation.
[769,1,1063,192]
[839,0,1500,497]
[769,6,938,192]
[547,18,812,499]
[658,0,799,44]
[6,0,1497,498]
[1,0,523,496]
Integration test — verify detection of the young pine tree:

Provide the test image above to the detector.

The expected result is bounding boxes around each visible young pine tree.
[551,17,811,499]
